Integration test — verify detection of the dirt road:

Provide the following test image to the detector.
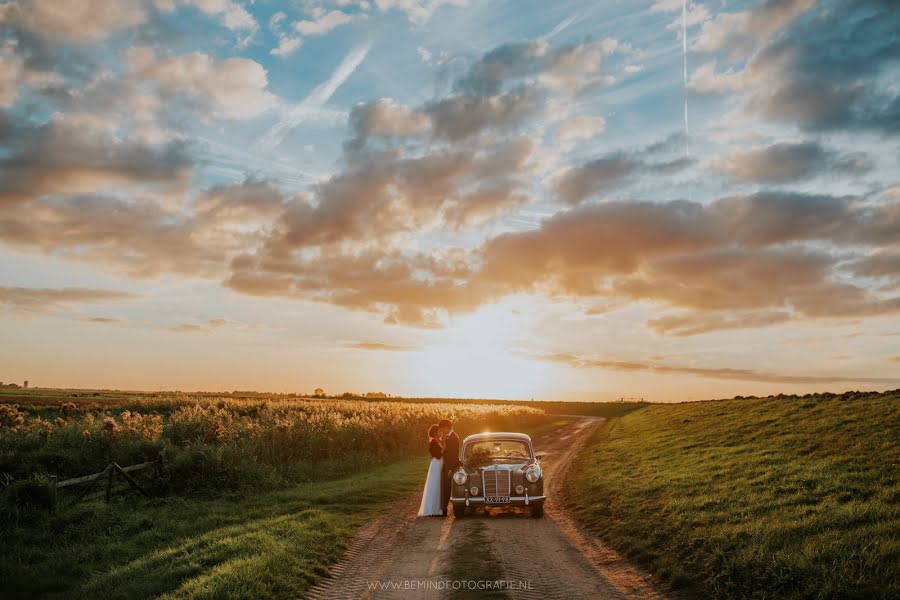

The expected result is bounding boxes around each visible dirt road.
[307,417,666,599]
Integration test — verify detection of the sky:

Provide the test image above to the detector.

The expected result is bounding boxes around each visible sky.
[1,0,899,402]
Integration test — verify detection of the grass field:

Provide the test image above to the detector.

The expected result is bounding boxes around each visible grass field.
[566,390,900,599]
[2,456,428,599]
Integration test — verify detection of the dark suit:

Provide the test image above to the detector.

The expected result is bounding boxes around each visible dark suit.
[441,430,460,515]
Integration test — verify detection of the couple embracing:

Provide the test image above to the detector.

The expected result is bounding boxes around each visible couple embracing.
[417,419,460,517]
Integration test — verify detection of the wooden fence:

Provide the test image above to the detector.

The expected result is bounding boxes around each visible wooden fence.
[48,449,168,508]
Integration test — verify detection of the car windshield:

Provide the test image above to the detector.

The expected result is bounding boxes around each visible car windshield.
[465,440,531,463]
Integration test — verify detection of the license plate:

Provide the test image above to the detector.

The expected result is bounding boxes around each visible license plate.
[485,496,510,503]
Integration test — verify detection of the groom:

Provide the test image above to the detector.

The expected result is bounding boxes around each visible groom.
[438,419,460,517]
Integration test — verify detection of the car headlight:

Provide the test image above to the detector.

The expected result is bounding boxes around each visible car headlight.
[525,465,541,483]
[453,469,468,485]
[470,486,479,496]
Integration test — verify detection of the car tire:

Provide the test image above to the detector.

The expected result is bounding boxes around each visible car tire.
[531,503,544,518]
[453,504,466,518]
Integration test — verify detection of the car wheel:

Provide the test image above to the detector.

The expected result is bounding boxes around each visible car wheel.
[531,503,543,518]
[453,504,466,518]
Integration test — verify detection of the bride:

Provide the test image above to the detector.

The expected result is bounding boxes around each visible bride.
[417,424,445,517]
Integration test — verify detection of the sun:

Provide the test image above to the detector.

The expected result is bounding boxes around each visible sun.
[410,301,561,399]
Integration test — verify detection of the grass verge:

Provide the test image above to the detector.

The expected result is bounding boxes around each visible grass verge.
[2,456,427,599]
[565,391,900,599]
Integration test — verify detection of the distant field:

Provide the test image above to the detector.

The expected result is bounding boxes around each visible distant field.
[566,390,900,599]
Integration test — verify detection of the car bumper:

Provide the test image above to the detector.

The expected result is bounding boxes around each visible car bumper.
[451,495,545,506]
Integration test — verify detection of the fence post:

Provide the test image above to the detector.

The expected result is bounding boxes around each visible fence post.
[49,475,57,511]
[106,464,114,503]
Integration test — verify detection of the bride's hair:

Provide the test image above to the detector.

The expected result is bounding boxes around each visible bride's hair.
[428,424,439,440]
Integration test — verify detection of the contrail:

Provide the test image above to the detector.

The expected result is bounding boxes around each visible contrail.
[682,0,689,157]
[255,40,372,150]
[543,12,582,42]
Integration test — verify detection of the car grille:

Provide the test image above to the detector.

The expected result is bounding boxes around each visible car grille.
[482,469,511,496]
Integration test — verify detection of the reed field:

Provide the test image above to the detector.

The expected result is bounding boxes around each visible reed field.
[0,390,545,520]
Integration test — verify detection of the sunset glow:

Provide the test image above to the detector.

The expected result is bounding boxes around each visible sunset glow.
[1,0,898,401]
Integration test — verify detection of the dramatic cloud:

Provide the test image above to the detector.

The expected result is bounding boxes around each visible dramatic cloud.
[693,0,813,59]
[1,0,147,43]
[691,0,900,134]
[554,152,692,204]
[129,48,276,120]
[0,181,284,277]
[646,310,792,337]
[708,141,872,183]
[478,193,900,331]
[0,111,192,206]
[537,352,900,385]
[348,98,430,143]
[1,9,897,348]
[0,286,137,313]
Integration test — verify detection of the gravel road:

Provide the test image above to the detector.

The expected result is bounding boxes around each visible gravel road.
[307,417,667,600]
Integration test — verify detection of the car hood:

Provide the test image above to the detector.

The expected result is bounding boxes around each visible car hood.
[475,463,530,472]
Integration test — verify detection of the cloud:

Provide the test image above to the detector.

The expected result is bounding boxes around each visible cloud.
[425,86,542,142]
[0,110,192,206]
[536,352,900,385]
[129,48,276,120]
[708,141,872,183]
[156,0,258,40]
[270,13,303,58]
[373,0,470,24]
[295,10,353,36]
[646,310,792,337]
[555,115,605,142]
[348,341,419,351]
[167,323,210,334]
[690,0,900,134]
[166,318,236,334]
[477,193,900,330]
[349,98,430,142]
[553,149,692,204]
[692,0,814,61]
[846,250,900,285]
[0,54,24,107]
[0,180,284,277]
[269,8,355,57]
[443,185,529,229]
[0,286,137,313]
[74,316,125,324]
[2,0,147,43]
[453,38,612,97]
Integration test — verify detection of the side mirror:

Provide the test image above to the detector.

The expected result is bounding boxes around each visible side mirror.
[535,454,543,462]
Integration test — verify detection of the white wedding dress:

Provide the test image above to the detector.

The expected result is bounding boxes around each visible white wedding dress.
[417,454,444,516]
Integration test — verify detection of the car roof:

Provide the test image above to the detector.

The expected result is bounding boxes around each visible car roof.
[462,432,532,444]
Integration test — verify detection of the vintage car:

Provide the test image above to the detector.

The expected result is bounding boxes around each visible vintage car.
[450,432,544,518]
